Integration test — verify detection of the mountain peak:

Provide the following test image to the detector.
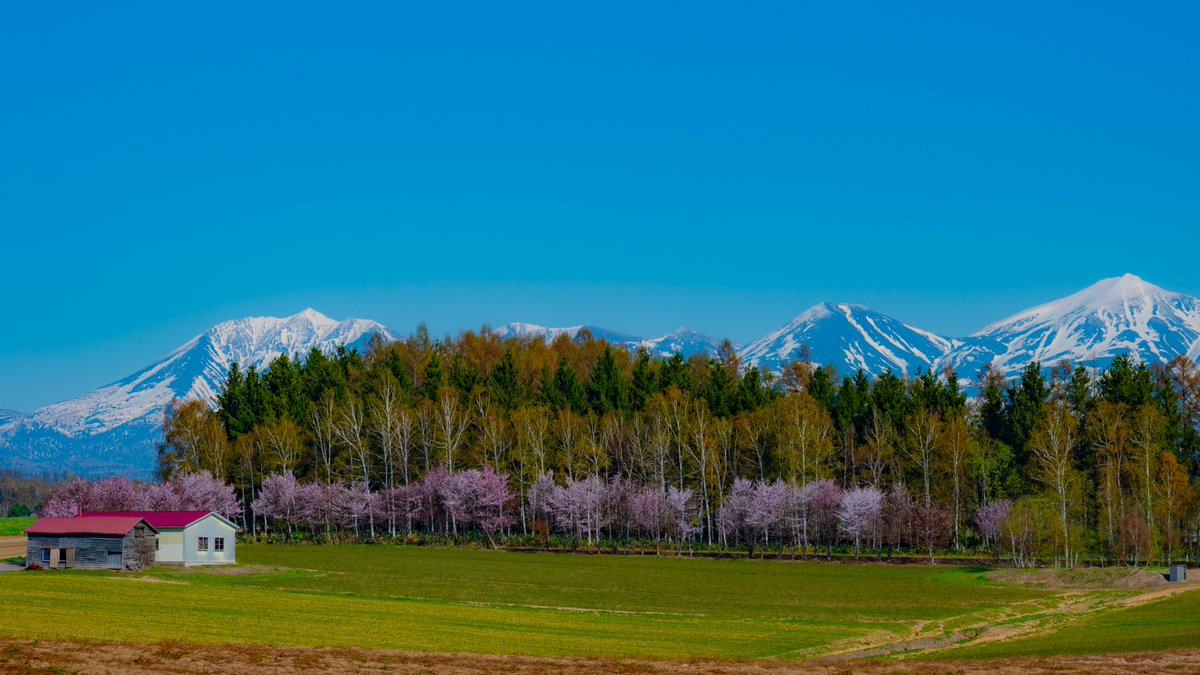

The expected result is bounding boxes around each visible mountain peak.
[638,327,723,359]
[293,307,334,323]
[943,274,1200,383]
[741,303,953,377]
[0,310,394,476]
[1076,273,1168,303]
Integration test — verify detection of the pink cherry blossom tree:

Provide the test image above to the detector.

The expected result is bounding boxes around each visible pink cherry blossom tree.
[475,466,515,546]
[165,471,240,517]
[717,478,755,553]
[838,485,883,557]
[802,479,843,558]
[665,486,699,552]
[251,472,300,536]
[974,499,1012,550]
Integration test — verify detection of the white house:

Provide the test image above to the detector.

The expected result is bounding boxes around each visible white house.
[82,511,238,566]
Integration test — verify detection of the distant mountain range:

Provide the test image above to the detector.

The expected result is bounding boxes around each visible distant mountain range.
[4,274,1199,477]
[494,323,729,360]
[0,309,393,478]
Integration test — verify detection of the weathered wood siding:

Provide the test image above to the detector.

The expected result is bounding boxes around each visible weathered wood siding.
[27,529,156,571]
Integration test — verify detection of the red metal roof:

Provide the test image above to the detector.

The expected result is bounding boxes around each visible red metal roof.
[81,511,214,529]
[27,516,153,536]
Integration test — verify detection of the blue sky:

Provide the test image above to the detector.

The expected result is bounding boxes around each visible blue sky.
[2,2,1198,411]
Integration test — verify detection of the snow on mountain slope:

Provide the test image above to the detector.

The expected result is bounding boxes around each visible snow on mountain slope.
[0,309,395,477]
[0,409,23,425]
[738,303,956,377]
[494,323,643,350]
[939,274,1200,383]
[638,328,726,359]
[495,323,725,359]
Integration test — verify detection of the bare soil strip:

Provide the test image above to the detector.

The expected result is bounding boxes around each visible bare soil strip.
[0,537,25,559]
[822,571,1200,661]
[1,638,1199,674]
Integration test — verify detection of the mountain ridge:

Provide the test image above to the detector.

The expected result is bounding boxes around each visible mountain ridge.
[0,309,395,477]
[937,274,1200,382]
[5,274,1200,477]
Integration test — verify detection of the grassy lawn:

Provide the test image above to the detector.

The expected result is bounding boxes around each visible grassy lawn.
[0,516,35,536]
[0,543,1050,660]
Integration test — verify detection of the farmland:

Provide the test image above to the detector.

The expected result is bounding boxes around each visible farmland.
[0,516,33,536]
[0,544,1197,671]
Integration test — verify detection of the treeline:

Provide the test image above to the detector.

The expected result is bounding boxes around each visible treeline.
[0,470,67,517]
[156,326,1200,565]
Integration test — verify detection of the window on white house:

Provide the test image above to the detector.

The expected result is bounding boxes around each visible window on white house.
[41,548,50,563]
[214,537,225,552]
[197,537,209,551]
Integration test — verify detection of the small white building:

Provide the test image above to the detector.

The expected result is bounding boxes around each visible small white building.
[82,511,238,566]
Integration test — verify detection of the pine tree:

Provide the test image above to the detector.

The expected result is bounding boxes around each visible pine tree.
[586,346,627,414]
[490,348,522,411]
[421,352,445,401]
[630,350,657,410]
[806,366,836,414]
[1006,361,1048,463]
[1098,355,1154,407]
[554,356,587,413]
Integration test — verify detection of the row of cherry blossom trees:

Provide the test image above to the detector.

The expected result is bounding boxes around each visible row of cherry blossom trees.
[39,468,986,559]
[39,472,239,518]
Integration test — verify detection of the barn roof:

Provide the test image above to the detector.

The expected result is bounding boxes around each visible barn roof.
[81,510,236,529]
[27,516,156,536]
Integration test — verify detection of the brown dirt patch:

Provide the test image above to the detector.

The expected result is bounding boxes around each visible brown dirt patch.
[0,537,25,559]
[985,566,1195,590]
[0,638,1197,674]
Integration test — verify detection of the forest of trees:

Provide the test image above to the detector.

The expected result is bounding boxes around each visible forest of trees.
[145,325,1200,565]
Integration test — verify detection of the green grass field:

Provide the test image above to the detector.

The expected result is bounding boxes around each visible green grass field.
[0,543,1194,662]
[0,516,35,536]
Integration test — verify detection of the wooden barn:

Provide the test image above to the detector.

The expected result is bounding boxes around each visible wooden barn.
[25,516,157,571]
[82,511,238,566]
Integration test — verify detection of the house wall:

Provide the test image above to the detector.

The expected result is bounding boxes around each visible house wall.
[155,529,185,563]
[182,516,237,565]
[27,532,156,571]
[123,526,157,570]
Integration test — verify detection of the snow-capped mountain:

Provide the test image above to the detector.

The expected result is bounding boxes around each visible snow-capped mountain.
[638,328,727,359]
[0,309,394,478]
[494,323,644,350]
[738,302,956,377]
[938,274,1200,383]
[494,322,725,359]
[0,409,23,425]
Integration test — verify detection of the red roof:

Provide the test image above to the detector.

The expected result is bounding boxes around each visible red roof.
[27,516,154,536]
[81,511,227,529]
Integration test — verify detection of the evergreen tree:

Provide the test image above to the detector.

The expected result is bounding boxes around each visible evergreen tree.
[1098,354,1154,407]
[807,366,836,414]
[871,371,910,431]
[490,348,522,411]
[658,352,692,393]
[586,346,627,414]
[554,356,587,413]
[700,357,738,417]
[421,352,445,401]
[1006,361,1048,466]
[1066,364,1094,417]
[977,368,1009,443]
[630,350,658,410]
[448,353,481,400]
